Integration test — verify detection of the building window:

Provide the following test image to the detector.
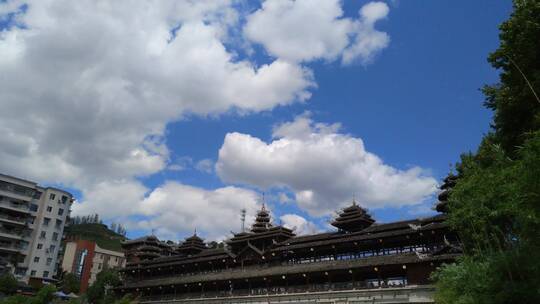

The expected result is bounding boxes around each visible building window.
[49,245,56,253]
[30,270,36,276]
[40,231,46,239]
[52,232,59,241]
[115,257,118,262]
[46,258,52,266]
[46,206,52,212]
[58,208,64,216]
[14,268,27,276]
[49,193,56,200]
[55,219,62,229]
[34,257,39,263]
[37,243,43,249]
[61,195,68,204]
[43,218,50,226]
[75,249,88,279]
[30,204,38,212]
[43,271,49,278]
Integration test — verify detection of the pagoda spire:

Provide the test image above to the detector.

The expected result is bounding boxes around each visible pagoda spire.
[251,203,272,233]
[331,200,374,232]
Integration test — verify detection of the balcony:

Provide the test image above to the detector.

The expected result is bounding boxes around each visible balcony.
[0,242,26,253]
[0,214,28,226]
[0,224,31,239]
[0,200,31,214]
[0,188,33,202]
[0,230,22,240]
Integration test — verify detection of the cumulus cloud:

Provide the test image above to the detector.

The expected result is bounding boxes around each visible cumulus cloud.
[0,0,313,219]
[138,182,260,240]
[73,179,148,218]
[280,214,320,235]
[0,0,313,182]
[216,114,438,216]
[0,0,393,238]
[72,180,260,241]
[244,0,390,64]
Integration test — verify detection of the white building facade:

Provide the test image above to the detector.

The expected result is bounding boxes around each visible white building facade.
[0,173,73,283]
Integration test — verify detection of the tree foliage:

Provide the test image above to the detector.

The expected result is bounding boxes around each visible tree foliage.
[85,270,122,304]
[433,1,540,303]
[482,0,540,154]
[0,273,18,295]
[0,285,56,304]
[434,133,540,304]
[58,272,80,294]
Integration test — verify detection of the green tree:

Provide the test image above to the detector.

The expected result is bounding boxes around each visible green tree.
[432,1,540,303]
[58,272,80,294]
[29,285,56,304]
[0,295,28,304]
[112,295,134,304]
[0,273,18,295]
[0,285,57,304]
[86,270,121,304]
[433,133,540,304]
[482,0,540,155]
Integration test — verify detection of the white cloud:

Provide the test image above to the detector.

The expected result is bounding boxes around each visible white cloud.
[138,182,260,240]
[195,159,214,174]
[278,192,294,204]
[167,164,185,172]
[0,0,394,238]
[71,180,261,241]
[0,0,314,211]
[216,114,438,216]
[72,179,148,218]
[280,214,319,235]
[244,0,390,64]
[166,156,193,172]
[342,2,390,65]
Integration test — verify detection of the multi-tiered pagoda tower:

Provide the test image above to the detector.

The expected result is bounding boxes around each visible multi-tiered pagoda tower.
[331,200,375,232]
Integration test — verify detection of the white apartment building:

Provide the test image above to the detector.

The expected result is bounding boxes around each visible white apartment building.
[0,173,73,283]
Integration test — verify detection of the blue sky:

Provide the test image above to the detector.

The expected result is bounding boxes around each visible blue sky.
[0,0,511,241]
[151,1,511,233]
